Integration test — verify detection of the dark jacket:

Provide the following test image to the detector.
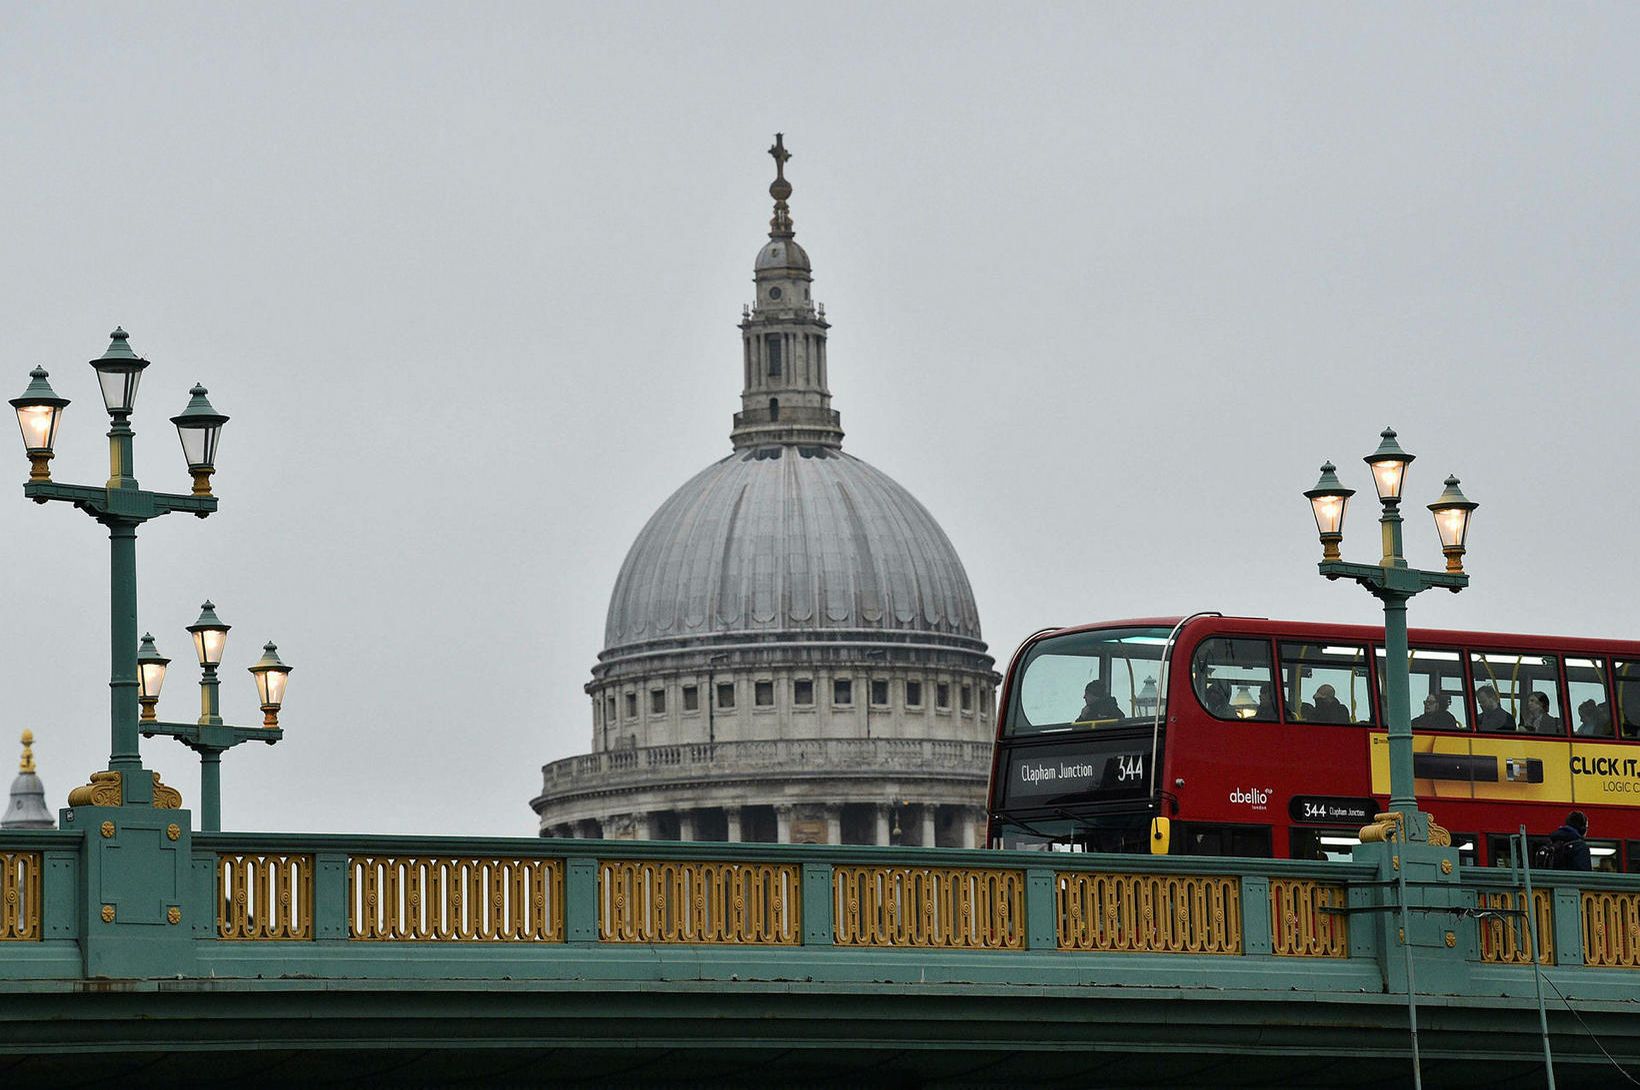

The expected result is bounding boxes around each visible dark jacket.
[1550,824,1593,871]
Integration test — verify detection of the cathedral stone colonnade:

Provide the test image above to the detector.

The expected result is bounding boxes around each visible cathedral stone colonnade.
[532,136,999,844]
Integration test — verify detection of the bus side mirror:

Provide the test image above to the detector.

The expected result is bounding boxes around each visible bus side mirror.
[1149,816,1171,855]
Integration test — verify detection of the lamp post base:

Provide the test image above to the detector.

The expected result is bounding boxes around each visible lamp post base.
[64,768,183,809]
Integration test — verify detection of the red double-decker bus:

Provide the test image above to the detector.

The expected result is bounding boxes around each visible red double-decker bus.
[986,613,1640,868]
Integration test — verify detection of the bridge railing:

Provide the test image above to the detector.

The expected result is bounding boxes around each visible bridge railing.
[191,836,1376,960]
[1463,869,1640,970]
[7,826,1640,987]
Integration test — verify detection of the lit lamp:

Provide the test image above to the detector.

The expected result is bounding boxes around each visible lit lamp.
[89,328,149,416]
[1364,426,1414,504]
[247,642,292,727]
[1428,475,1478,574]
[170,384,228,497]
[1230,686,1259,719]
[9,367,69,483]
[187,600,230,669]
[136,633,170,723]
[1304,462,1355,562]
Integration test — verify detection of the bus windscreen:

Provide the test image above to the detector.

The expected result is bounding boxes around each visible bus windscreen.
[1006,627,1172,736]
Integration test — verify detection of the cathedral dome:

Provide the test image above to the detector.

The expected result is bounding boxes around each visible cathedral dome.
[536,134,996,847]
[603,446,982,655]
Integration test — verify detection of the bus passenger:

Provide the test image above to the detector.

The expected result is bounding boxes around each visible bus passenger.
[1411,693,1459,730]
[1303,684,1350,724]
[1476,685,1517,732]
[1576,699,1613,737]
[1203,680,1232,718]
[1077,680,1123,723]
[1521,692,1562,735]
[1256,684,1277,720]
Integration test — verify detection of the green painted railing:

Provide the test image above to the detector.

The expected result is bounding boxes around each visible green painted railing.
[190,835,1375,957]
[5,825,1640,1000]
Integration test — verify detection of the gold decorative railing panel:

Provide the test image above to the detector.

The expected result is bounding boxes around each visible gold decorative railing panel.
[219,853,313,941]
[1058,873,1241,954]
[1476,889,1553,965]
[833,866,1023,949]
[1582,890,1640,968]
[600,860,799,944]
[1270,879,1349,957]
[0,851,42,941]
[351,856,563,942]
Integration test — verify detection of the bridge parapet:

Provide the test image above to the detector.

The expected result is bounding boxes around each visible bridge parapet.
[4,826,1640,998]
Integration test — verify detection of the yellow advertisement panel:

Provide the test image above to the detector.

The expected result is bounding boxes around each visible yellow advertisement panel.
[1368,733,1640,807]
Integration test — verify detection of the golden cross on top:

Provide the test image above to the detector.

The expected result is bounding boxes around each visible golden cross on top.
[768,133,791,180]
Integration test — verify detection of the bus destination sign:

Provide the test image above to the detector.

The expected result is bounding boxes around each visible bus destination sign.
[1001,739,1151,808]
[1288,796,1377,826]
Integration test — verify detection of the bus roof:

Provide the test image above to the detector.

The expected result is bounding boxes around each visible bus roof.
[1041,615,1640,657]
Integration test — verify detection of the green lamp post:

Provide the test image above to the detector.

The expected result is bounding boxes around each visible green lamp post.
[11,329,224,807]
[141,603,291,832]
[1304,428,1477,843]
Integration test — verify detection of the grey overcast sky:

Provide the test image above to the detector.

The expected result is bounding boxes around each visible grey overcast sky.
[1,4,1635,835]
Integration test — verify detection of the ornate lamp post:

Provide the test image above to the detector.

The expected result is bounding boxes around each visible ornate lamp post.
[11,328,287,829]
[140,603,291,832]
[1304,428,1477,843]
[11,329,222,808]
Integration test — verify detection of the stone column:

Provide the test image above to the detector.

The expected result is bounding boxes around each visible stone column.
[920,804,936,848]
[776,805,793,844]
[641,811,661,841]
[725,806,743,843]
[677,810,697,842]
[825,806,842,846]
[874,804,892,846]
[970,807,989,849]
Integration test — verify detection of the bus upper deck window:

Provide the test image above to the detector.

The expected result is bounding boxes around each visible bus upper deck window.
[1279,642,1373,725]
[1190,638,1276,722]
[1470,650,1564,735]
[1377,647,1468,731]
[1613,663,1640,739]
[1567,657,1614,738]
[1005,627,1171,736]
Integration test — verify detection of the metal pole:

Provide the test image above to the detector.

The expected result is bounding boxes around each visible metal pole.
[200,749,222,832]
[1519,824,1557,1090]
[107,520,142,780]
[1381,590,1417,823]
[1394,830,1423,1090]
[199,664,223,726]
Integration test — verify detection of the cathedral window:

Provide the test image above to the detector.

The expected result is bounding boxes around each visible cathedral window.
[605,696,616,723]
[717,683,736,709]
[769,397,779,420]
[961,685,973,713]
[755,680,775,706]
[650,690,666,715]
[766,334,782,377]
[625,692,638,719]
[871,680,890,706]
[833,679,853,706]
[906,681,923,708]
[794,679,814,705]
[936,683,951,710]
[682,685,699,712]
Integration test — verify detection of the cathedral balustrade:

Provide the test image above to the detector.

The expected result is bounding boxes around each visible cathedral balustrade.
[539,738,992,796]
